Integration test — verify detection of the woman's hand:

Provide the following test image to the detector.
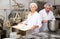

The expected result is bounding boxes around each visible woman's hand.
[31,25,38,30]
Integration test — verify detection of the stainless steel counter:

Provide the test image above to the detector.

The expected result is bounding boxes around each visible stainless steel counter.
[55,15,60,19]
[21,31,60,39]
[55,15,60,20]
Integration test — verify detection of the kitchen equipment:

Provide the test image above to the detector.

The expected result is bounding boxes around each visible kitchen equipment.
[48,20,58,32]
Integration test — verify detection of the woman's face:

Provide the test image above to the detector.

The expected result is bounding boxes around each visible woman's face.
[30,5,37,13]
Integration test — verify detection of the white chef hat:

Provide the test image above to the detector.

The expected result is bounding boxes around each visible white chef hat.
[30,3,38,9]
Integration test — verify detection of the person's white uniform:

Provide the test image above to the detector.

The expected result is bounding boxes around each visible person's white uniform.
[39,9,55,31]
[23,11,42,34]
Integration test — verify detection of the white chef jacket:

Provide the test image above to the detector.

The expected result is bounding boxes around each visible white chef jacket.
[39,9,55,20]
[39,9,55,31]
[23,11,42,34]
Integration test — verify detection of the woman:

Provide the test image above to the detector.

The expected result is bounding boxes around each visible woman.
[22,3,42,34]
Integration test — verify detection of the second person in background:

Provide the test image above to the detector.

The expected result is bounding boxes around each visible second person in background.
[39,3,55,32]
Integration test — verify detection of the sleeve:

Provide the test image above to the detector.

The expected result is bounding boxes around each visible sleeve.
[39,11,43,19]
[36,14,42,28]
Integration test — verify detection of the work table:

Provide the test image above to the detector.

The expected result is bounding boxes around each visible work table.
[55,15,60,20]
